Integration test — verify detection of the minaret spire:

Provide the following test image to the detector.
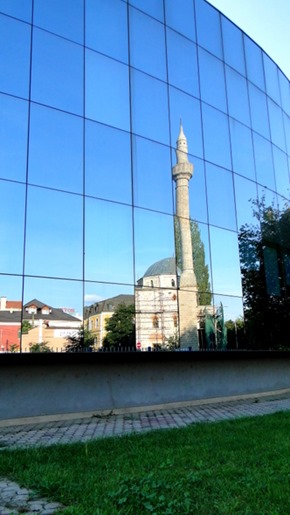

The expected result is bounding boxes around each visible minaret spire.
[172,123,198,350]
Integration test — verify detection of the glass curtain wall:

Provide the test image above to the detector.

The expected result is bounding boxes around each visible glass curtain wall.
[0,0,289,353]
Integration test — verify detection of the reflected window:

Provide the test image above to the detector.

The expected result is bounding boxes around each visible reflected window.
[195,0,222,58]
[85,198,134,284]
[86,50,130,131]
[86,121,132,204]
[32,29,83,115]
[0,94,28,182]
[210,226,242,296]
[25,187,83,279]
[263,247,281,296]
[188,156,208,223]
[86,0,128,62]
[166,29,199,98]
[152,315,159,328]
[202,104,231,170]
[131,70,169,145]
[273,146,289,199]
[133,136,173,214]
[263,54,280,105]
[279,71,290,117]
[225,67,250,126]
[0,15,31,98]
[248,83,270,139]
[268,100,286,151]
[130,8,166,81]
[253,133,275,191]
[221,16,245,75]
[165,0,195,41]
[229,119,255,180]
[244,35,265,90]
[199,49,227,112]
[206,164,237,231]
[29,104,83,193]
[34,0,84,44]
[0,181,25,274]
[234,175,258,229]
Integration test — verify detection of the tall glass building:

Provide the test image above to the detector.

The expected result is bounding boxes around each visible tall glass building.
[0,0,289,352]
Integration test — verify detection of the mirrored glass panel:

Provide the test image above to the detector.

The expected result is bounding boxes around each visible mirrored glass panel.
[0,15,30,98]
[166,29,199,98]
[263,54,280,105]
[273,146,289,199]
[130,8,166,81]
[84,282,135,350]
[32,29,83,115]
[284,113,290,155]
[225,67,250,126]
[34,0,84,44]
[210,226,242,297]
[221,16,245,75]
[0,0,32,22]
[86,121,132,204]
[268,100,286,151]
[239,195,290,350]
[279,71,290,117]
[206,164,237,231]
[86,0,128,62]
[0,94,28,182]
[202,104,231,169]
[25,187,83,279]
[134,208,175,284]
[22,277,83,353]
[253,133,275,190]
[133,136,173,214]
[129,0,164,21]
[188,156,208,224]
[213,294,245,349]
[244,35,265,91]
[29,104,83,194]
[165,0,195,41]
[229,119,255,180]
[234,174,258,229]
[131,70,169,145]
[169,87,203,159]
[199,49,226,112]
[86,49,130,131]
[0,181,25,274]
[190,221,212,301]
[248,83,270,139]
[85,198,134,284]
[195,0,222,58]
[0,275,23,353]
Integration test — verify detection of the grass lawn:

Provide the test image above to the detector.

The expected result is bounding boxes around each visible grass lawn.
[0,411,289,514]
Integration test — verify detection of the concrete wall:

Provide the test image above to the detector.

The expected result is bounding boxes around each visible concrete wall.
[1,351,290,421]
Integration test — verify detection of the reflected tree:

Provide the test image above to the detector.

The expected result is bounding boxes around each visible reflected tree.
[29,341,52,353]
[239,198,290,350]
[103,304,136,349]
[65,326,95,353]
[175,218,211,305]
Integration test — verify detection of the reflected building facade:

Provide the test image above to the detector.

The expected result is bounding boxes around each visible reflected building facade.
[0,0,289,351]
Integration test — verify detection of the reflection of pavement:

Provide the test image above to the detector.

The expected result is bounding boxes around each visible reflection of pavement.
[1,390,290,450]
[0,392,290,513]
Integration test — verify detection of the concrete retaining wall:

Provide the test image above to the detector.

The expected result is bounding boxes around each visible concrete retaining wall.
[1,351,290,421]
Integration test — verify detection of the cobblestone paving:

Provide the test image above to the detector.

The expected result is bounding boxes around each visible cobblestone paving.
[0,478,63,514]
[0,393,289,513]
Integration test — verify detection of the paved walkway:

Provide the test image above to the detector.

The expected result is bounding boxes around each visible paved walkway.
[0,392,290,513]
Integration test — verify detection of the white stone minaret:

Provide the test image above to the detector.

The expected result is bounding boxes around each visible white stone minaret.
[172,122,199,350]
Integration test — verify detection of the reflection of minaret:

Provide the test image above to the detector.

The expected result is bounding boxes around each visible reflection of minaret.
[172,122,199,349]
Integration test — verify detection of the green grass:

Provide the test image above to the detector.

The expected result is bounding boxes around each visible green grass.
[0,411,290,514]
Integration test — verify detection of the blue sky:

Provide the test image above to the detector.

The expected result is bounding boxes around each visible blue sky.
[208,0,290,79]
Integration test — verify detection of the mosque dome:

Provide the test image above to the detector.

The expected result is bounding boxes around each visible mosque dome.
[143,257,180,278]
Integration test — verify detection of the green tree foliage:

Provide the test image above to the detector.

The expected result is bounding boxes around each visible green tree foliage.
[65,326,95,353]
[21,320,32,334]
[29,341,52,353]
[175,217,211,305]
[239,198,290,350]
[103,304,136,349]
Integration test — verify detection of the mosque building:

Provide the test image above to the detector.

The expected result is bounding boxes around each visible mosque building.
[135,124,200,350]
